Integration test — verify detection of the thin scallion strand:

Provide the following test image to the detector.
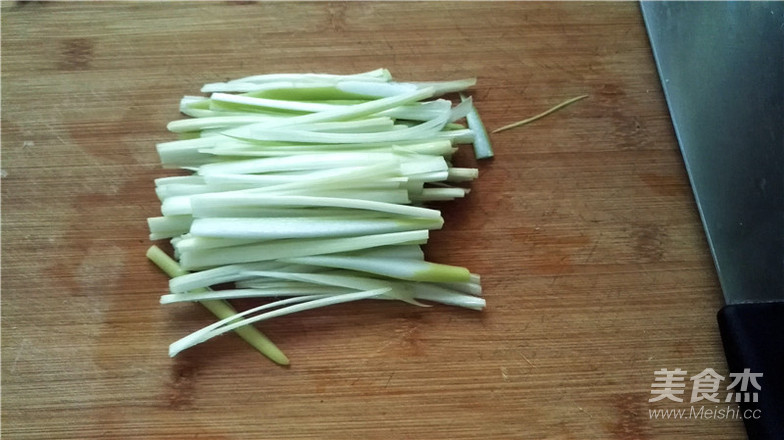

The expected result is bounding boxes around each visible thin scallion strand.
[221,87,435,136]
[460,93,494,159]
[169,288,391,356]
[492,94,588,133]
[146,245,289,365]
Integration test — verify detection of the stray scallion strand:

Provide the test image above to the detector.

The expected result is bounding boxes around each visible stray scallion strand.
[492,94,588,133]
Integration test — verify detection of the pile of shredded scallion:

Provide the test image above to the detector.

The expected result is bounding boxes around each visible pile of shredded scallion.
[147,69,492,364]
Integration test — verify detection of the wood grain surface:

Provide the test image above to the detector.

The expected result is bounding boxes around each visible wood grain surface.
[1,2,745,439]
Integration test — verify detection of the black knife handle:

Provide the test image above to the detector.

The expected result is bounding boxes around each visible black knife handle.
[718,302,784,440]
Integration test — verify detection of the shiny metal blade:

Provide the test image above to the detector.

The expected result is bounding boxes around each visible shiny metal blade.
[641,2,784,303]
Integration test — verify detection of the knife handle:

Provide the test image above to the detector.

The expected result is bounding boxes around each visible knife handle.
[718,302,784,440]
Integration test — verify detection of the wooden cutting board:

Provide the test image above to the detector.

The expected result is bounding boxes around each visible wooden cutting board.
[1,2,744,439]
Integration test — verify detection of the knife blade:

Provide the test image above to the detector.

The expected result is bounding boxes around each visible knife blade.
[641,2,783,439]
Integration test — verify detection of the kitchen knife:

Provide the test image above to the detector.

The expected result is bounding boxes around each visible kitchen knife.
[641,2,783,439]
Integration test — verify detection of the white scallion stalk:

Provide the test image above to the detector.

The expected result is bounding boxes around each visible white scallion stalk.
[189,194,442,220]
[334,80,419,98]
[179,230,430,270]
[214,68,391,88]
[167,115,276,133]
[435,281,483,296]
[461,93,494,159]
[168,245,424,293]
[411,285,486,310]
[436,128,475,144]
[173,235,272,253]
[411,187,470,202]
[210,93,341,113]
[280,255,470,283]
[161,286,351,304]
[377,99,452,121]
[155,175,205,186]
[196,152,402,175]
[449,96,474,123]
[200,163,400,188]
[168,262,282,293]
[344,245,425,260]
[203,139,454,157]
[190,216,443,240]
[229,112,449,144]
[148,216,193,240]
[409,78,477,95]
[447,168,480,182]
[221,87,435,136]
